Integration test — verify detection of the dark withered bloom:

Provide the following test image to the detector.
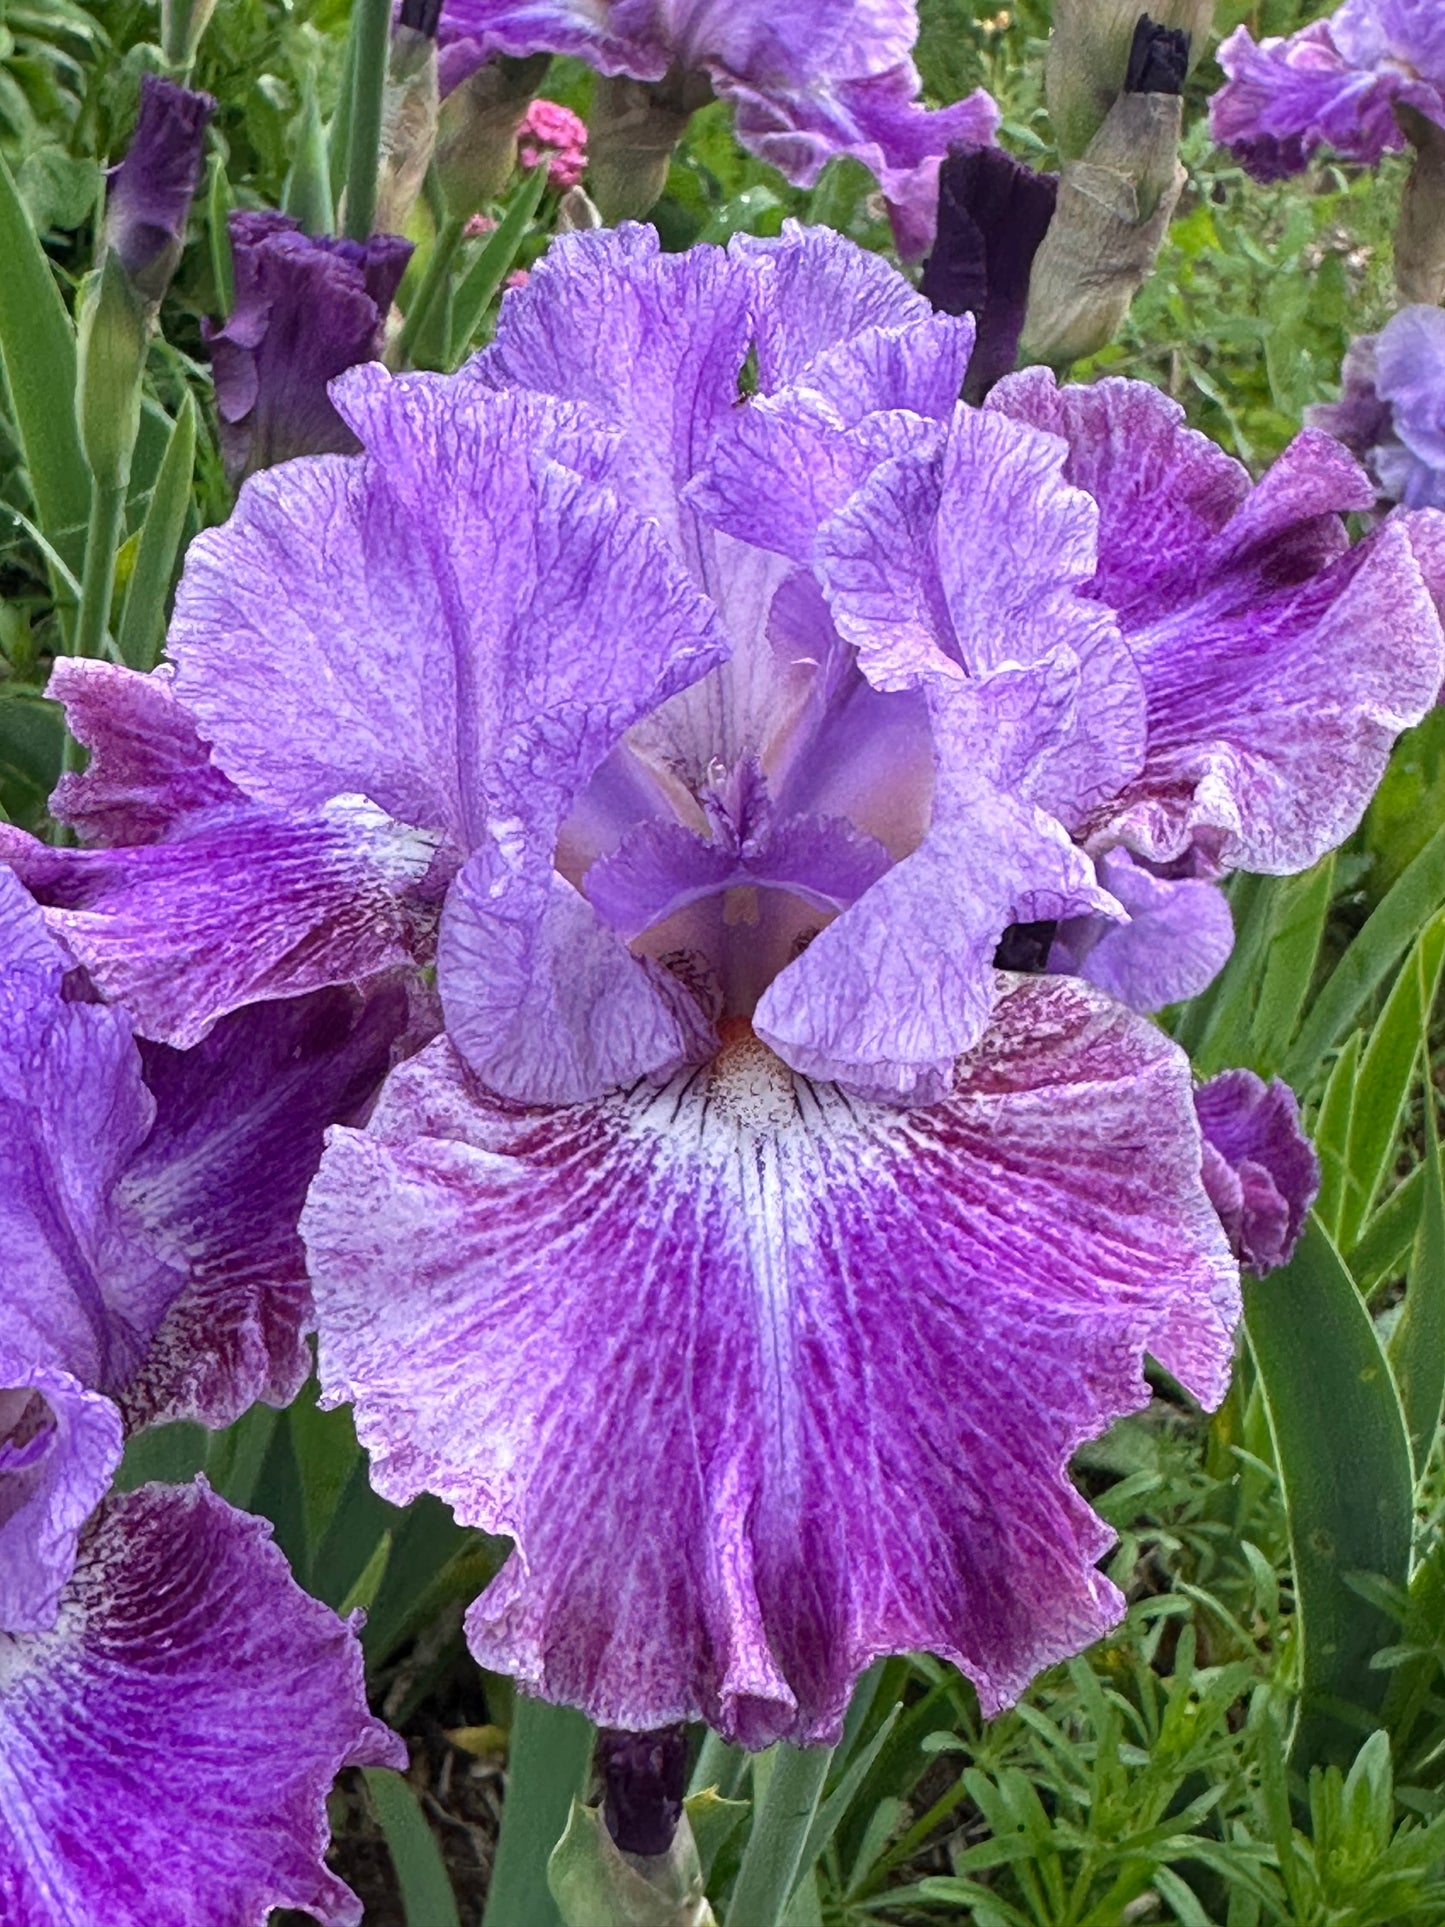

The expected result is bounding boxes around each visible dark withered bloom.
[204,210,413,482]
[102,73,215,303]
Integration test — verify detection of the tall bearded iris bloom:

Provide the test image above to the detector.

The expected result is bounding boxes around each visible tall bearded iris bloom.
[0,870,405,1923]
[6,225,1442,1746]
[433,0,998,253]
[1210,0,1445,180]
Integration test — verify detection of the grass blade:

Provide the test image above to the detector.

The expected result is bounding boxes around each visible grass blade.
[482,1698,594,1927]
[363,1768,463,1927]
[0,148,88,576]
[448,164,548,364]
[1244,1218,1414,1774]
[1388,1064,1445,1478]
[1285,820,1445,1093]
[117,391,195,670]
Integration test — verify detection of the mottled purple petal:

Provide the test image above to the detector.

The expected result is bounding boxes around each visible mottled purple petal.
[0,1360,121,1634]
[816,403,1147,826]
[1051,848,1236,1013]
[2,803,429,1049]
[45,660,240,847]
[753,662,1120,1098]
[1210,6,1445,179]
[0,872,181,1395]
[436,0,668,82]
[1196,1068,1318,1273]
[170,367,723,853]
[204,211,412,481]
[118,982,414,1431]
[729,64,1000,259]
[1371,304,1445,507]
[438,854,702,1102]
[103,76,214,301]
[470,225,753,564]
[0,1480,402,1925]
[305,974,1237,1745]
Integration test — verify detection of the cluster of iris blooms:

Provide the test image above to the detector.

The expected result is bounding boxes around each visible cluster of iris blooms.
[2,2,1444,1921]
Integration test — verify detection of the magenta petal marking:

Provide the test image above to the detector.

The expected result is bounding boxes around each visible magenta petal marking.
[0,1481,402,1927]
[305,975,1237,1745]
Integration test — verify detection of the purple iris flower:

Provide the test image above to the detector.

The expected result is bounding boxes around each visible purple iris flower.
[1210,0,1445,182]
[103,73,215,301]
[433,0,998,256]
[1310,304,1445,511]
[1196,1070,1319,1275]
[204,210,413,481]
[0,868,406,1923]
[5,224,1441,1747]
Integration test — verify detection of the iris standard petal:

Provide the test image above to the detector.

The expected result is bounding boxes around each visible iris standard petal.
[304,974,1237,1746]
[0,1480,402,1927]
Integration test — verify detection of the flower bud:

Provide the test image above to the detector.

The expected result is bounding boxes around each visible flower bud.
[75,249,149,490]
[375,0,442,235]
[1046,1,1209,160]
[1196,1070,1318,1276]
[922,144,1058,402]
[1020,83,1186,367]
[434,53,549,219]
[102,74,215,309]
[1395,104,1445,308]
[587,68,713,225]
[548,1732,719,1927]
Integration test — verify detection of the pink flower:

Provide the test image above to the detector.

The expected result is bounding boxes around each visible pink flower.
[516,98,588,189]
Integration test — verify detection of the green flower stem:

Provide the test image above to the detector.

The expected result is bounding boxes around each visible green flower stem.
[342,0,392,241]
[726,1743,832,1927]
[392,215,465,369]
[482,1698,595,1927]
[72,479,126,666]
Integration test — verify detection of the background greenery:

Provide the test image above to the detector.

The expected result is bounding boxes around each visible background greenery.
[4,0,1445,1921]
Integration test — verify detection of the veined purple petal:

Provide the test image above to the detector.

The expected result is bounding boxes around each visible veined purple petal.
[118,982,415,1432]
[1,803,430,1050]
[1051,848,1236,1013]
[0,1358,121,1635]
[990,372,1445,871]
[753,662,1121,1099]
[728,64,1000,259]
[45,660,241,847]
[0,1481,402,1925]
[1211,3,1445,180]
[169,369,724,851]
[304,975,1237,1746]
[0,873,181,1396]
[816,402,1147,827]
[1196,1069,1318,1273]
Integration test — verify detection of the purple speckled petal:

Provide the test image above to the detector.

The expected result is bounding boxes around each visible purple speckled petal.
[470,225,753,567]
[170,367,724,856]
[752,663,1119,1098]
[439,853,704,1103]
[118,982,414,1432]
[1109,510,1444,872]
[0,1480,402,1926]
[1368,305,1445,507]
[987,369,1251,626]
[204,212,412,481]
[436,0,669,82]
[304,974,1237,1745]
[816,403,1147,826]
[0,1359,121,1634]
[45,660,240,846]
[1210,6,1445,180]
[0,873,181,1396]
[1196,1068,1318,1273]
[1051,849,1236,1014]
[729,65,1000,259]
[988,373,1445,869]
[1,802,428,1049]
